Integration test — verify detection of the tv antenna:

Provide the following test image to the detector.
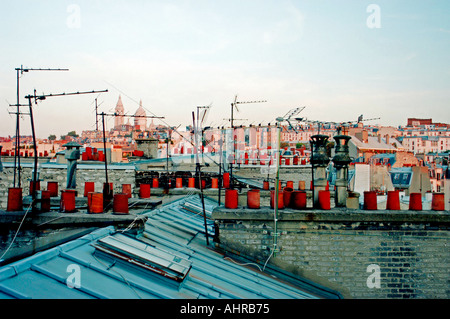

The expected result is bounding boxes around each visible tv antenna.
[93,96,105,131]
[11,65,69,188]
[275,106,306,133]
[228,95,266,189]
[24,88,108,211]
[95,110,165,202]
[192,108,211,246]
[229,95,266,128]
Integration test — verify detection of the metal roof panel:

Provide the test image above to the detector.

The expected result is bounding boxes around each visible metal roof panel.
[0,195,338,299]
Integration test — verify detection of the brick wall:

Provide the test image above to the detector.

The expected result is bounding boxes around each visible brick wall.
[212,208,450,299]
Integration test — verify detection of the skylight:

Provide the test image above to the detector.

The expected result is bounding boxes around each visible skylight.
[92,233,192,282]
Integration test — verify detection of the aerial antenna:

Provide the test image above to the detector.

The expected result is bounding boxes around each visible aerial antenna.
[94,97,105,131]
[107,112,165,120]
[192,110,210,246]
[271,110,296,257]
[195,104,212,163]
[24,88,108,211]
[276,106,306,133]
[200,102,212,125]
[229,95,267,128]
[228,95,266,189]
[12,65,69,188]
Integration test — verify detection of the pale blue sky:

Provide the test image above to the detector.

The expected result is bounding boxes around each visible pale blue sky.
[1,0,449,138]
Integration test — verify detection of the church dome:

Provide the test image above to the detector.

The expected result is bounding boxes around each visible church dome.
[135,100,146,117]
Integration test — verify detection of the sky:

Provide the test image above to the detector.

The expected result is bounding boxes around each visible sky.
[1,0,449,139]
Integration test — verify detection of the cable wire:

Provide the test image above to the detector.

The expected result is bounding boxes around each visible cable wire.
[92,253,143,299]
[0,201,33,262]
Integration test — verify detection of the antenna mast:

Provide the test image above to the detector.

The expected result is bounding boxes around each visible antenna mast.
[229,95,266,189]
[24,88,108,211]
[12,65,69,188]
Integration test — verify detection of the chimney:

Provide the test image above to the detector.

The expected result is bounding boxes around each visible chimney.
[378,135,381,143]
[355,131,368,143]
[385,134,390,144]
[362,130,368,143]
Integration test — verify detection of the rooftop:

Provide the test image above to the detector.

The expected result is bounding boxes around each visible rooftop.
[350,136,401,151]
[0,195,339,299]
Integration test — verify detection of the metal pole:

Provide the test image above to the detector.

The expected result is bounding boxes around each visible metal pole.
[95,98,99,131]
[273,126,281,257]
[310,139,315,208]
[14,68,21,187]
[229,99,236,189]
[231,102,234,129]
[101,112,109,184]
[166,127,170,192]
[218,128,223,205]
[28,96,38,212]
[197,162,209,246]
[101,112,110,207]
[13,66,69,187]
[230,129,237,190]
[192,111,209,245]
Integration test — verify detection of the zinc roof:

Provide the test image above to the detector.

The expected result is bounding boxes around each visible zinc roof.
[350,136,401,151]
[0,195,338,299]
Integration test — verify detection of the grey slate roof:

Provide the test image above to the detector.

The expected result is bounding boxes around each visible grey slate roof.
[0,195,339,299]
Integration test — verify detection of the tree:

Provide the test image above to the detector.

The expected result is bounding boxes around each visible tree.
[67,131,79,138]
[48,134,56,141]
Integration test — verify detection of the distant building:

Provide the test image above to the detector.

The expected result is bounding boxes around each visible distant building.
[114,95,125,129]
[407,118,433,126]
[348,127,403,163]
[134,100,147,131]
[398,136,450,154]
[428,163,449,193]
[407,118,450,128]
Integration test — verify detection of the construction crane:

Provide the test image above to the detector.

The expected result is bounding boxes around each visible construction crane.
[295,114,381,134]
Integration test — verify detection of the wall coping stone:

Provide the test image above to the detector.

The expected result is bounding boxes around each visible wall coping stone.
[212,207,450,224]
